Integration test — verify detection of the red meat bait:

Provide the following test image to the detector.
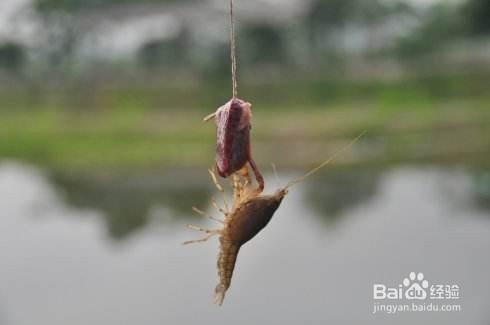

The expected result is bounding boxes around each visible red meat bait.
[205,98,264,193]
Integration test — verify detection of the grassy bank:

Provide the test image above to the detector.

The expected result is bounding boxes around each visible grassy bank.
[1,76,490,173]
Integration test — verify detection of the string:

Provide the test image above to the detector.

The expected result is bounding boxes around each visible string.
[230,0,238,98]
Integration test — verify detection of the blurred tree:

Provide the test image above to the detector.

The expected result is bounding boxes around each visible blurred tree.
[38,13,80,74]
[52,173,212,241]
[0,42,26,73]
[394,3,464,59]
[35,0,194,12]
[239,23,288,65]
[306,170,381,224]
[201,43,232,81]
[306,0,356,54]
[304,0,409,59]
[308,0,355,29]
[464,0,490,35]
[138,28,190,69]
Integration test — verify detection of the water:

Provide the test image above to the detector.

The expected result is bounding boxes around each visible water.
[0,161,489,325]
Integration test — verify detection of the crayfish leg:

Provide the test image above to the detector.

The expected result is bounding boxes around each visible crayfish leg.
[239,165,252,186]
[249,159,265,194]
[210,198,228,218]
[208,168,229,213]
[185,224,221,234]
[231,173,244,206]
[183,233,220,245]
[192,206,223,224]
[182,226,222,245]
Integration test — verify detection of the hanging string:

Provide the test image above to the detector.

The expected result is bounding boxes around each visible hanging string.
[230,0,238,98]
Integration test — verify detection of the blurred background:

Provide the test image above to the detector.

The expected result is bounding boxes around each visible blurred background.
[0,0,489,324]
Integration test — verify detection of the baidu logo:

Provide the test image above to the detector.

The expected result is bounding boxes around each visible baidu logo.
[403,272,429,300]
[372,271,461,314]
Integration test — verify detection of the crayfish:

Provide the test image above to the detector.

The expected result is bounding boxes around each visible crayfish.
[183,135,363,305]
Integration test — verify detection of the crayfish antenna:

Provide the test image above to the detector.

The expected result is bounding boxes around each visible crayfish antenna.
[284,131,366,190]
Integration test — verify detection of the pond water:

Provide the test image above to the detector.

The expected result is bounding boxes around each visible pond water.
[0,161,489,325]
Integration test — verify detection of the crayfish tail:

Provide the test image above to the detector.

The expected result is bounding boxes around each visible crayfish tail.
[214,240,240,306]
[214,284,227,306]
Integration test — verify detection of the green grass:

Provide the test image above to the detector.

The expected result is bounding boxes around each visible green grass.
[1,76,490,173]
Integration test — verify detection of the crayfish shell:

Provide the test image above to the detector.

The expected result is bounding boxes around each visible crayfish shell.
[214,189,287,305]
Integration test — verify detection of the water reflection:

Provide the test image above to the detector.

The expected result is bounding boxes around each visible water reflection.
[305,169,381,225]
[0,161,489,325]
[51,171,212,240]
[471,171,490,212]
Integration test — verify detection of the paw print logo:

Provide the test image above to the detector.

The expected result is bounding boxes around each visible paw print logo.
[403,272,429,300]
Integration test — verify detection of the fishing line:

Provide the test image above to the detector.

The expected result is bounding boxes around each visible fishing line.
[229,0,238,98]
